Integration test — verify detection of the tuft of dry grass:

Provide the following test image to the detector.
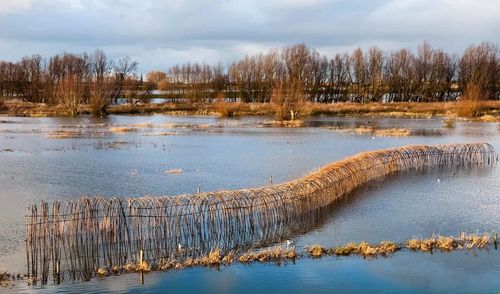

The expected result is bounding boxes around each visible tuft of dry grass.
[47,130,84,139]
[262,120,304,128]
[325,125,413,137]
[308,244,325,258]
[207,248,221,265]
[96,268,107,277]
[165,168,183,174]
[407,233,491,252]
[1,273,15,288]
[136,261,151,272]
[372,128,412,137]
[110,126,137,133]
[334,241,400,257]
[479,115,498,122]
[459,232,490,249]
[334,243,360,256]
[284,248,297,259]
[443,119,455,128]
[407,238,436,252]
[238,252,256,263]
[222,251,236,264]
[378,241,399,255]
[436,236,455,251]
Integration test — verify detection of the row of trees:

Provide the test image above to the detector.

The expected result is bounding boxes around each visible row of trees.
[1,42,499,117]
[149,42,499,105]
[0,51,139,115]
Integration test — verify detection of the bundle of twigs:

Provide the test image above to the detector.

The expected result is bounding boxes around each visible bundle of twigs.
[25,143,497,284]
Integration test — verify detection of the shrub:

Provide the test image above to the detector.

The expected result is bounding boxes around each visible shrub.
[456,83,483,118]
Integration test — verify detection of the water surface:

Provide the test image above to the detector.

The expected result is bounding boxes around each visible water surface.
[0,115,499,293]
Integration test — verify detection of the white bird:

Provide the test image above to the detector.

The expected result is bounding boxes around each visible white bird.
[437,178,441,183]
[285,240,293,248]
[178,244,182,251]
[371,136,375,140]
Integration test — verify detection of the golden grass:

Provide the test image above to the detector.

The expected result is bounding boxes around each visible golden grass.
[325,126,413,137]
[309,244,325,258]
[207,248,221,265]
[222,251,236,264]
[443,119,455,128]
[165,168,183,174]
[334,241,400,256]
[407,233,491,252]
[136,261,151,272]
[238,246,297,263]
[47,130,84,139]
[264,120,304,128]
[96,268,107,277]
[1,273,15,288]
[479,115,499,122]
[109,126,137,133]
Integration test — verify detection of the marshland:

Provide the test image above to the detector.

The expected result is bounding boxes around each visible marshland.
[0,113,499,293]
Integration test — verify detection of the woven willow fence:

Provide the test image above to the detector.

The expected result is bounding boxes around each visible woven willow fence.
[25,143,497,284]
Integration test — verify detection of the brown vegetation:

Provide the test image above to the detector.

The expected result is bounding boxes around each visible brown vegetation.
[407,233,492,252]
[456,83,483,118]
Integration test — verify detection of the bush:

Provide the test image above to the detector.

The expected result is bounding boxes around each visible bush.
[456,83,483,118]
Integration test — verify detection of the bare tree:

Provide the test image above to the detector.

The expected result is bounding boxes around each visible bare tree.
[89,50,117,115]
[52,53,90,116]
[115,56,138,104]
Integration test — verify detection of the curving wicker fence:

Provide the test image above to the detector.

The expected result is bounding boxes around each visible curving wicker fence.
[25,143,497,284]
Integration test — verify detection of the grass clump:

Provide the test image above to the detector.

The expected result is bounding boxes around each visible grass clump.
[1,273,15,288]
[110,126,137,133]
[207,248,221,265]
[238,252,256,263]
[222,251,236,264]
[443,119,455,128]
[460,232,490,249]
[377,241,399,255]
[308,244,325,258]
[407,237,436,252]
[136,261,151,272]
[436,236,456,251]
[96,267,107,278]
[334,243,360,256]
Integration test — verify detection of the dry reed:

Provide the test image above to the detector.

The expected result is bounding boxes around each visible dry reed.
[25,143,497,285]
[109,126,137,133]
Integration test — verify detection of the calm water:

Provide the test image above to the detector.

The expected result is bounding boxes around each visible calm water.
[0,115,499,293]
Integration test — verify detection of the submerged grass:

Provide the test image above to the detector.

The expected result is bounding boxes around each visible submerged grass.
[324,125,413,137]
[89,233,496,281]
[407,233,491,252]
[109,126,137,133]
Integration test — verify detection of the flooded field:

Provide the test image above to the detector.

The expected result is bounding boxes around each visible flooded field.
[0,115,499,293]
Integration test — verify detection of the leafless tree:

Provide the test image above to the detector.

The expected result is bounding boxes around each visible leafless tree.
[89,50,117,115]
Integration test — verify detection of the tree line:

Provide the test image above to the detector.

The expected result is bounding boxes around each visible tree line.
[151,41,499,103]
[0,50,140,115]
[1,42,499,117]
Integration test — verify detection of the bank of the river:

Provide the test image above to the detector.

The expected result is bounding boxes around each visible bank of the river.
[1,100,500,121]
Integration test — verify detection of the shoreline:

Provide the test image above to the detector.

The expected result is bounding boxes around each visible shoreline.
[1,101,500,121]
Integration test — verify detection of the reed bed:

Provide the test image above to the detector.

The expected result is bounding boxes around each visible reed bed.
[25,143,497,285]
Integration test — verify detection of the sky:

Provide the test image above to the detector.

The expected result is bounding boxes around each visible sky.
[0,0,499,73]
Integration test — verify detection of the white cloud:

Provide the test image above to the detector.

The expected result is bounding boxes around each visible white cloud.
[0,0,34,13]
[0,0,499,71]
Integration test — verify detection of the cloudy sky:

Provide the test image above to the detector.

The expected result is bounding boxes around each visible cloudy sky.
[0,0,499,73]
